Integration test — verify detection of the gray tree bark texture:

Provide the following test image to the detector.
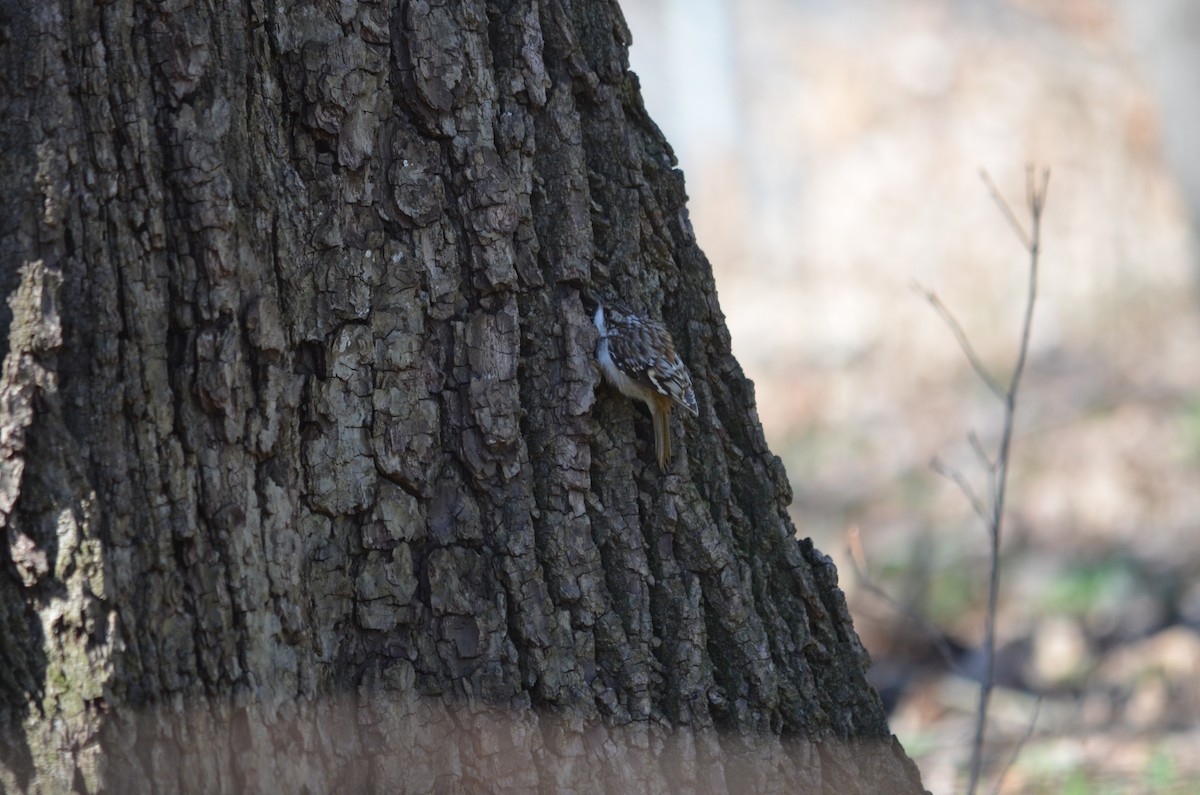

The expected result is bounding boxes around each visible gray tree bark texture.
[0,0,925,792]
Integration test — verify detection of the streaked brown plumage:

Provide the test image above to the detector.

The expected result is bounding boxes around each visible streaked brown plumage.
[593,301,697,472]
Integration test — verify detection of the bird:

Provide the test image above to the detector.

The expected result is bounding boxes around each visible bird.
[593,299,698,472]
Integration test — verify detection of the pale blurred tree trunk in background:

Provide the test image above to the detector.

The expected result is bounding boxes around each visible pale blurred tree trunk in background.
[1121,0,1200,263]
[0,1,923,791]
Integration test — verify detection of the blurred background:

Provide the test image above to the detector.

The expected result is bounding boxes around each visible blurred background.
[621,0,1200,791]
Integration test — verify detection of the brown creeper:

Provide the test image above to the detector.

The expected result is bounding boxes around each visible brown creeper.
[594,300,698,472]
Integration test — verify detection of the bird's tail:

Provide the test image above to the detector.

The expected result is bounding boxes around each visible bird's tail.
[652,401,672,473]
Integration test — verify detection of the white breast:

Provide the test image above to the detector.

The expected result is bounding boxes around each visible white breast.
[594,304,652,406]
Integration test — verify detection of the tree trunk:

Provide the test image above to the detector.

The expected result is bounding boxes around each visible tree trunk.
[0,0,924,791]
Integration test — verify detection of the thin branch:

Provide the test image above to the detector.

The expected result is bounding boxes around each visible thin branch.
[968,431,994,473]
[988,697,1043,795]
[966,431,1000,520]
[845,526,965,676]
[912,282,1006,399]
[930,456,989,525]
[980,170,1031,250]
[965,166,1049,795]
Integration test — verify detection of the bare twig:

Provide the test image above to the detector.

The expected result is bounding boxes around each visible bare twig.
[912,282,1006,399]
[849,167,1048,793]
[989,697,1043,795]
[930,456,989,524]
[964,166,1050,795]
[968,431,994,472]
[845,526,965,676]
[980,170,1031,250]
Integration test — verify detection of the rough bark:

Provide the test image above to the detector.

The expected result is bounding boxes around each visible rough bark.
[0,0,924,792]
